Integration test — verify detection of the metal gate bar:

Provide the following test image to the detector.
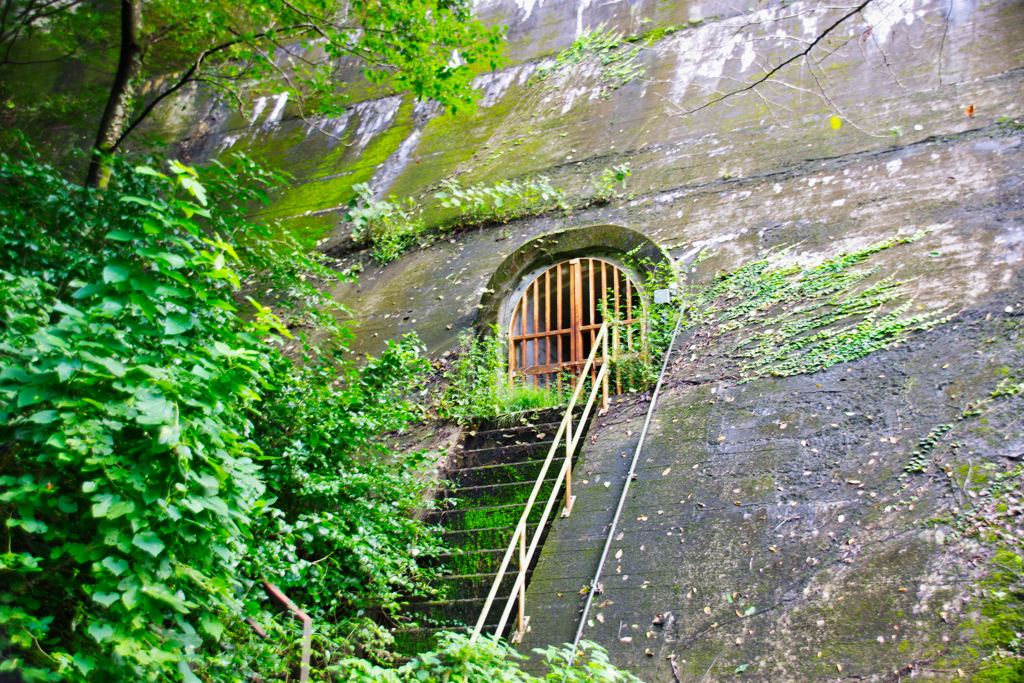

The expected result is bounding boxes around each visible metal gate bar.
[509,259,643,390]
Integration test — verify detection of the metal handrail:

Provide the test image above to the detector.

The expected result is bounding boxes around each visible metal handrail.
[469,322,610,644]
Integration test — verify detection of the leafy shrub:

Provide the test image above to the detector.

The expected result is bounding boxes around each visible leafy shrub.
[435,176,565,225]
[592,164,631,202]
[440,329,566,420]
[0,149,439,680]
[344,182,426,264]
[332,633,644,682]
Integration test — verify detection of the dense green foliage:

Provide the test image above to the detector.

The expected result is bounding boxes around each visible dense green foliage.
[0,0,504,146]
[0,149,648,683]
[336,634,644,683]
[0,150,438,680]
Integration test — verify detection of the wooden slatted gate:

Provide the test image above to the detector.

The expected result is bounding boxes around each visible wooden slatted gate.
[508,258,644,392]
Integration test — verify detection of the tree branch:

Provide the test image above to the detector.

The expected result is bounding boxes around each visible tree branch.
[670,0,874,117]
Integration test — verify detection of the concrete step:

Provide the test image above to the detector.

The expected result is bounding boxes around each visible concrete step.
[447,457,557,489]
[451,440,565,470]
[441,523,545,553]
[426,498,559,531]
[468,407,576,435]
[462,421,564,451]
[438,479,559,511]
[431,570,530,601]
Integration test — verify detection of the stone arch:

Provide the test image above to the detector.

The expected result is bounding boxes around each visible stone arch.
[477,224,673,337]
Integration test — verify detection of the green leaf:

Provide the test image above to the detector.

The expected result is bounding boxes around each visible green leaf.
[107,498,136,519]
[164,314,194,335]
[28,410,59,424]
[72,281,106,299]
[87,621,114,643]
[135,395,176,425]
[200,614,224,641]
[73,653,96,675]
[98,357,126,377]
[17,387,51,408]
[179,176,208,206]
[130,291,158,321]
[132,530,166,557]
[122,585,139,609]
[142,582,190,613]
[734,663,749,674]
[103,262,133,284]
[106,230,144,242]
[92,493,114,518]
[744,605,756,616]
[93,592,120,607]
[134,165,169,179]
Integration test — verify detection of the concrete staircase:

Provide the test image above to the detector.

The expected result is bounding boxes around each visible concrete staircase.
[390,406,590,656]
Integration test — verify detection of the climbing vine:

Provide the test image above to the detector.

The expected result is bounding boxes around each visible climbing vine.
[530,24,646,95]
[680,231,952,382]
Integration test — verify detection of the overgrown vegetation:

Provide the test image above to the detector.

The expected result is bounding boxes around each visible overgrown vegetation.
[592,164,632,203]
[344,176,566,264]
[0,146,647,681]
[336,634,644,682]
[530,24,646,95]
[678,232,952,382]
[438,328,567,420]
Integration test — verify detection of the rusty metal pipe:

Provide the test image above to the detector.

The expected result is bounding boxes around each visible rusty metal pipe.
[263,581,312,682]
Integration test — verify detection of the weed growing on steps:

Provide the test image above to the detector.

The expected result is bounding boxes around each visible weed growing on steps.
[680,231,953,382]
[438,327,568,420]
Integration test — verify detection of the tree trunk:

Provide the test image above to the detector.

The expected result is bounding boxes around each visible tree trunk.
[85,0,143,188]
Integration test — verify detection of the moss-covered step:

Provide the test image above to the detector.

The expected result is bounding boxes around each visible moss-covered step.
[430,570,530,601]
[438,479,559,511]
[401,596,504,627]
[427,501,552,532]
[391,625,499,658]
[448,458,558,489]
[441,523,544,552]
[451,442,567,470]
[435,547,520,576]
